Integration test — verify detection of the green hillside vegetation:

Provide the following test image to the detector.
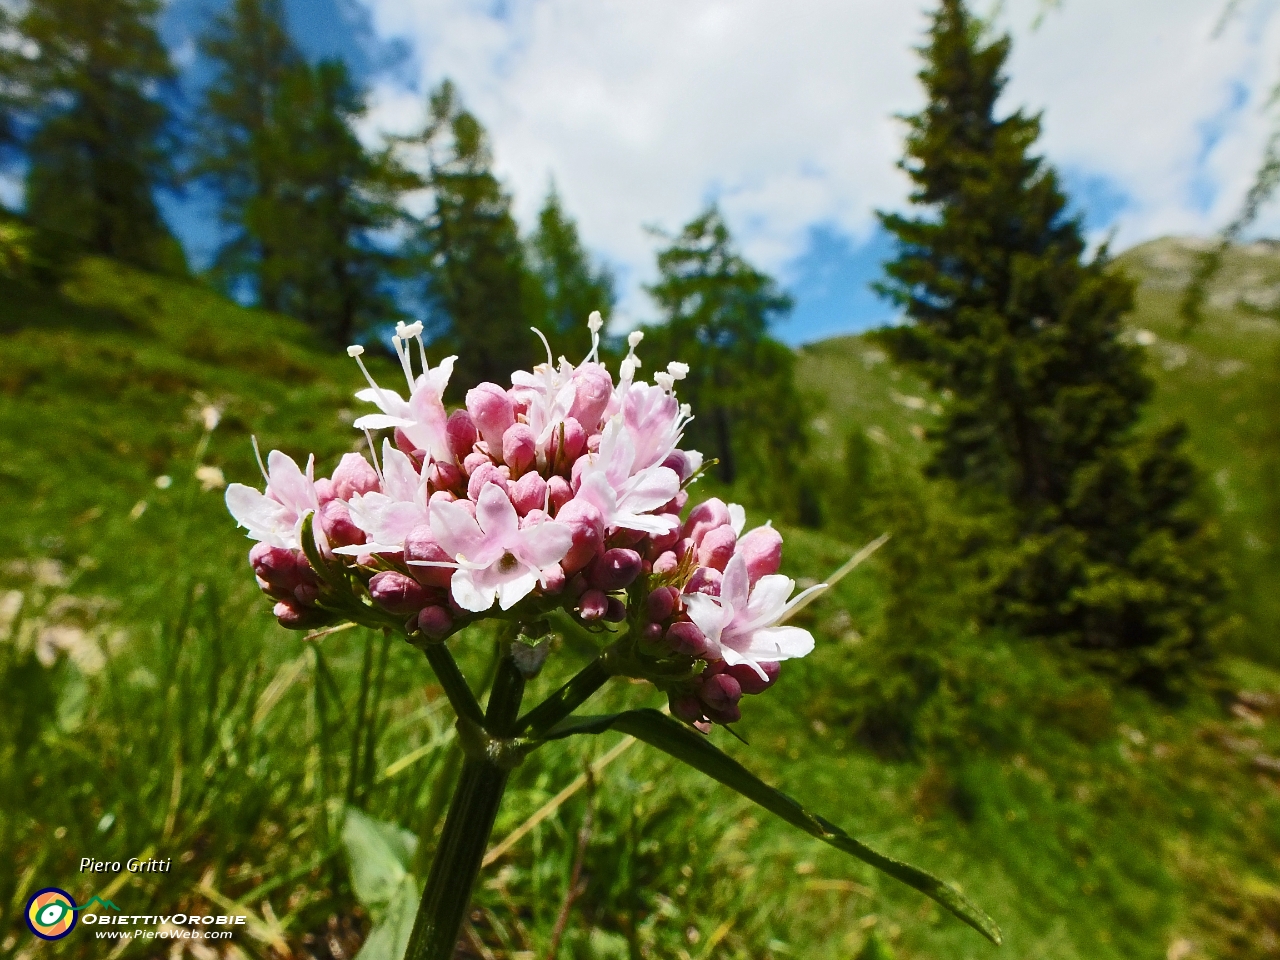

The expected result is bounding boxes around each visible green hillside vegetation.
[3,239,1280,959]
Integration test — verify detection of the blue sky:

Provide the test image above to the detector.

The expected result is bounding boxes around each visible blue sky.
[148,0,1277,346]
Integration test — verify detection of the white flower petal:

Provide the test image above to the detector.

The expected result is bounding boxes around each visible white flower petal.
[450,569,496,612]
[684,593,729,646]
[740,625,815,662]
[720,555,752,612]
[352,414,414,431]
[728,503,746,536]
[430,499,485,559]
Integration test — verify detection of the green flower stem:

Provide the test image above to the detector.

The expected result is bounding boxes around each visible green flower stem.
[417,641,485,729]
[404,640,527,960]
[403,756,510,960]
[515,654,613,740]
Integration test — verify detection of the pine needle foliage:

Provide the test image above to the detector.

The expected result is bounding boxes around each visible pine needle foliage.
[406,80,537,392]
[14,0,184,273]
[644,206,813,518]
[876,0,1231,688]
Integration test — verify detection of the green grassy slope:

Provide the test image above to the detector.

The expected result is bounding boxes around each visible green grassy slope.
[2,247,1279,960]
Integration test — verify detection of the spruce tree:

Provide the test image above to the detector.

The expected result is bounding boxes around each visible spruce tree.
[15,0,183,272]
[877,0,1229,687]
[261,60,410,344]
[192,0,299,309]
[645,205,808,508]
[408,80,536,391]
[527,184,615,359]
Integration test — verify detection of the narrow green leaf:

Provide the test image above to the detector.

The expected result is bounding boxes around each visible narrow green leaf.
[543,709,1002,946]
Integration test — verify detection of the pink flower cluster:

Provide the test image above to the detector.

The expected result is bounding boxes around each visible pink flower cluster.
[227,315,821,726]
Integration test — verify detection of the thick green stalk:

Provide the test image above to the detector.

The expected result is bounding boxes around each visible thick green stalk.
[404,644,527,960]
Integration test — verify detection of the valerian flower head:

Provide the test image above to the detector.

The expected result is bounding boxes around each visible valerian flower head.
[228,313,821,726]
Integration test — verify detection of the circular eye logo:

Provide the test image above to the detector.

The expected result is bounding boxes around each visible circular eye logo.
[26,888,78,941]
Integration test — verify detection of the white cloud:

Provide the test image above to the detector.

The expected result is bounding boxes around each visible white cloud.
[357,0,1280,322]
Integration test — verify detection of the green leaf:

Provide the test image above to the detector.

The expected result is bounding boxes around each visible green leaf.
[353,874,419,960]
[542,709,1002,946]
[341,807,418,914]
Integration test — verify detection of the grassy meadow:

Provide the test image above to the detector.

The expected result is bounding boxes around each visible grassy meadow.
[3,240,1280,960]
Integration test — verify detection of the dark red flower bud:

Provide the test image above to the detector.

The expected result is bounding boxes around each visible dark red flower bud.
[590,548,643,592]
[665,621,708,658]
[417,605,453,639]
[725,660,780,695]
[645,585,679,622]
[683,498,731,546]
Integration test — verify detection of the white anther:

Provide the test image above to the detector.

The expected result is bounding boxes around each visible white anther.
[619,358,636,381]
[654,372,674,392]
[667,361,689,380]
[628,330,644,348]
[347,345,365,357]
[587,311,603,333]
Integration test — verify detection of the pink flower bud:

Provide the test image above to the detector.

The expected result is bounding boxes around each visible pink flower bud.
[540,564,567,594]
[665,621,709,658]
[569,363,614,431]
[429,490,456,505]
[555,498,604,573]
[273,600,314,629]
[319,499,365,549]
[579,589,608,621]
[501,423,537,475]
[652,551,679,577]
[417,605,453,639]
[646,586,679,622]
[466,383,515,446]
[462,450,491,477]
[723,661,780,695]
[314,477,335,503]
[548,417,587,470]
[547,475,573,511]
[669,693,706,725]
[736,525,784,585]
[686,567,722,597]
[605,597,626,622]
[699,672,743,713]
[587,433,602,453]
[405,525,454,588]
[570,454,590,491]
[510,471,548,517]
[648,527,680,558]
[589,548,643,592]
[675,537,697,564]
[609,528,646,549]
[697,524,737,572]
[640,621,664,643]
[250,543,314,595]
[331,452,381,500]
[659,490,689,516]
[294,581,319,605]
[369,570,431,616]
[468,463,509,502]
[456,499,477,521]
[520,508,550,528]
[447,409,478,460]
[429,460,463,493]
[684,498,731,546]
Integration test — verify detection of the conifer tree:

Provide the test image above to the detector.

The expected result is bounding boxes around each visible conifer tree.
[527,184,614,359]
[192,0,300,309]
[262,59,410,344]
[645,205,808,504]
[877,0,1229,686]
[408,81,536,391]
[15,0,183,271]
